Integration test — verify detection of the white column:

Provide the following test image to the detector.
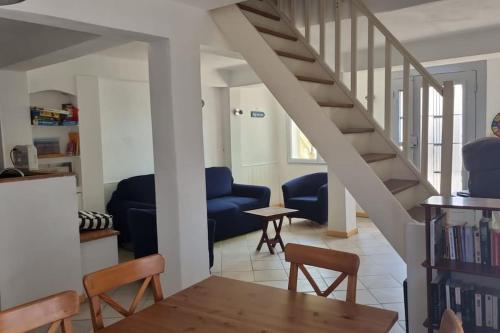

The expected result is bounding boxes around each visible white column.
[327,167,357,238]
[148,38,210,295]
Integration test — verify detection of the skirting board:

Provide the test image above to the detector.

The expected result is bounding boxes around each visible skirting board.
[327,228,359,238]
[356,211,369,218]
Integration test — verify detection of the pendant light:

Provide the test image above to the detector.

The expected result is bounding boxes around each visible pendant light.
[0,0,25,5]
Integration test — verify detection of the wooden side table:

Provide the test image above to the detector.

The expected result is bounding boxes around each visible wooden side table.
[245,207,298,254]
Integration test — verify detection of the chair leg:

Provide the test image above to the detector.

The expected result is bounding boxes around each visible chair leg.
[288,216,292,225]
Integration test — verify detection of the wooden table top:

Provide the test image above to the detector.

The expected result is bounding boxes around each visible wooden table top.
[421,195,500,211]
[99,276,398,333]
[245,207,298,219]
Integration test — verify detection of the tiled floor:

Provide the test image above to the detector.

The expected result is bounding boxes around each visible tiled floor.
[71,217,407,333]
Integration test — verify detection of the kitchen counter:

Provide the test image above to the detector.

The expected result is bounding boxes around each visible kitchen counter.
[0,171,75,184]
[0,173,82,309]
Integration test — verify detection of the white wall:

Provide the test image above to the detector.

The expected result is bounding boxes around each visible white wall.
[202,86,229,167]
[0,70,32,168]
[230,84,326,205]
[99,78,154,183]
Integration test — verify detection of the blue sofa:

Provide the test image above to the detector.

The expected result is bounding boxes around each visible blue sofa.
[206,167,270,241]
[129,208,216,267]
[282,172,328,224]
[107,167,270,246]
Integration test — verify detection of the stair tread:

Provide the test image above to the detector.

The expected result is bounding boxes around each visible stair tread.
[384,179,419,194]
[408,206,426,222]
[276,50,315,62]
[318,101,354,108]
[296,75,334,85]
[362,153,397,163]
[237,4,281,21]
[255,26,298,41]
[341,128,375,134]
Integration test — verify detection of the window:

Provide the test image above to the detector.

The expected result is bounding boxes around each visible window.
[288,119,323,163]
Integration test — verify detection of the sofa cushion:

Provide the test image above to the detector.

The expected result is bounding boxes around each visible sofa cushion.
[205,167,233,199]
[287,196,319,210]
[222,196,261,211]
[207,198,239,216]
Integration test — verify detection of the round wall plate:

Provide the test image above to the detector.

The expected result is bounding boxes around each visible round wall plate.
[492,113,500,137]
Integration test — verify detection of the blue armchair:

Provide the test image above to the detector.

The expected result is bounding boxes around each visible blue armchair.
[463,137,500,198]
[282,172,328,224]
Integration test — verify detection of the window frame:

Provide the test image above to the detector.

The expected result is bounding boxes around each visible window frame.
[286,118,325,165]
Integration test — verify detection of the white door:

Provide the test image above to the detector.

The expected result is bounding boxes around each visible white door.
[393,70,478,194]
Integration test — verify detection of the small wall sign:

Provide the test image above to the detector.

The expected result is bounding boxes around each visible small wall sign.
[492,113,500,137]
[251,111,265,118]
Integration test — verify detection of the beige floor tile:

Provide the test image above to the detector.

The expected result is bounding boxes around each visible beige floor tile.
[253,269,288,282]
[252,260,284,270]
[370,287,404,304]
[360,275,402,289]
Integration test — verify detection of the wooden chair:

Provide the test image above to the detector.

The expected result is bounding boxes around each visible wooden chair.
[439,309,464,333]
[285,243,360,303]
[83,254,165,331]
[0,291,79,333]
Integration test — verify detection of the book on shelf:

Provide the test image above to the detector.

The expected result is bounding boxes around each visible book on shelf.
[430,278,500,330]
[430,214,500,268]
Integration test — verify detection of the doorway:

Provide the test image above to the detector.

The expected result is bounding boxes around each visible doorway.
[393,62,485,194]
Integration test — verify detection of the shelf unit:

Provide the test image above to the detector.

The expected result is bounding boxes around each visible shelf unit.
[30,90,82,207]
[421,196,500,333]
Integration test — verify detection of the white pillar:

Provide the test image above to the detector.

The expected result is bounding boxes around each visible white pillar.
[148,38,210,295]
[327,167,358,238]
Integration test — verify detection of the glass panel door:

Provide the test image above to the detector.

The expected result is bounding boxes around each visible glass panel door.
[393,70,477,194]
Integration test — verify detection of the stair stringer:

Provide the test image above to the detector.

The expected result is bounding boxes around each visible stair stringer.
[212,5,419,259]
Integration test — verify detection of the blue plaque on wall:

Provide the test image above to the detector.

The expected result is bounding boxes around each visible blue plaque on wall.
[251,111,265,118]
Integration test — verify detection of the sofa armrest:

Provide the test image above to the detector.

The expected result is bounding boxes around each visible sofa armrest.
[107,199,156,215]
[232,183,271,204]
[318,183,328,205]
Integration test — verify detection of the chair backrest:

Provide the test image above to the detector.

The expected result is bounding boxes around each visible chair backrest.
[285,243,360,303]
[0,291,79,333]
[83,254,165,331]
[439,309,464,333]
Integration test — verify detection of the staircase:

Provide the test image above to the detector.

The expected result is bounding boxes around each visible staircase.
[212,0,455,259]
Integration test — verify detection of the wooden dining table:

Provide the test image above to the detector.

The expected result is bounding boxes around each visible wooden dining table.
[99,276,398,332]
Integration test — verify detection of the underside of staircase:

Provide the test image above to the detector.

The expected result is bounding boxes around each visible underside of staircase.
[211,0,439,259]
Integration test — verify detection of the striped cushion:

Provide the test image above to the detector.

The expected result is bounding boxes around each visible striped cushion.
[79,211,113,231]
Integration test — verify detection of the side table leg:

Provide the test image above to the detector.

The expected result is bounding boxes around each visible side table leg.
[257,220,274,254]
[272,217,286,252]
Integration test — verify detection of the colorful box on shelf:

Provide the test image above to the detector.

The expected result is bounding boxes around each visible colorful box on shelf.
[30,104,79,126]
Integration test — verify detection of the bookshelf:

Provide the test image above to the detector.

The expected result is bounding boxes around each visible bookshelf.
[421,196,500,333]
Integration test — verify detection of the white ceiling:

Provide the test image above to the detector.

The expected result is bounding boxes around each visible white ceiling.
[0,17,99,68]
[97,41,247,70]
[377,0,500,43]
[168,0,239,10]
